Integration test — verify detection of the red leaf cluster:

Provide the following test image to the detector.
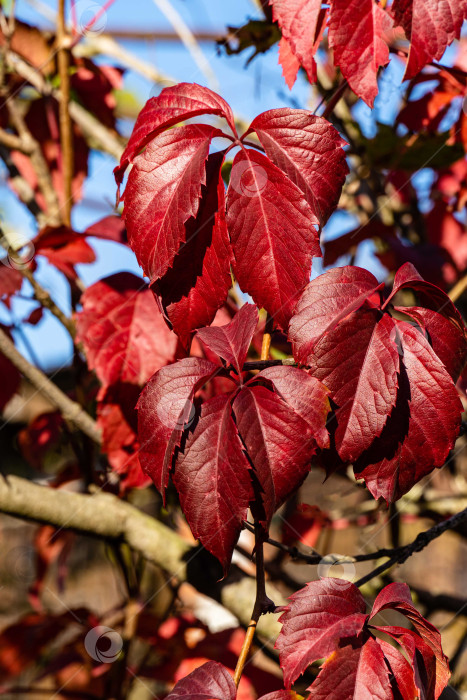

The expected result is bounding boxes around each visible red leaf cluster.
[289,263,466,501]
[115,83,347,342]
[276,579,450,698]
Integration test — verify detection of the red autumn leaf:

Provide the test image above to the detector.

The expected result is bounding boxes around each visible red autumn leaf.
[152,152,233,348]
[278,36,301,89]
[276,578,450,698]
[137,357,219,497]
[323,220,396,268]
[97,383,150,491]
[289,266,383,364]
[308,308,400,462]
[247,109,348,226]
[270,0,324,87]
[232,385,318,528]
[84,215,127,245]
[392,0,467,80]
[275,579,368,688]
[33,226,95,279]
[122,124,221,282]
[258,365,330,449]
[328,0,392,107]
[425,200,467,274]
[115,83,237,186]
[369,582,450,697]
[197,303,258,376]
[17,411,64,470]
[354,321,463,501]
[0,265,22,307]
[226,147,321,330]
[165,660,236,700]
[75,272,178,389]
[173,394,253,571]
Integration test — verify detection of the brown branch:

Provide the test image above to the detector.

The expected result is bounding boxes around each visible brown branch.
[322,79,348,121]
[355,506,467,588]
[20,265,76,338]
[449,274,467,303]
[0,326,100,443]
[0,145,44,222]
[57,0,73,226]
[0,475,284,641]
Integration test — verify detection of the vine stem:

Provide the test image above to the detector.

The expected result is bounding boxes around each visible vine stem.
[57,0,74,226]
[233,522,273,687]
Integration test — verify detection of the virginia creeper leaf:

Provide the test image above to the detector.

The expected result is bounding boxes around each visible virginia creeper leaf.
[248,109,348,225]
[115,83,237,185]
[307,638,393,699]
[328,0,392,108]
[289,266,383,364]
[122,124,221,281]
[197,303,258,376]
[270,0,324,87]
[375,638,418,700]
[258,365,330,449]
[75,272,178,389]
[173,394,253,572]
[278,36,301,89]
[137,357,219,498]
[308,309,400,462]
[354,321,463,501]
[275,578,367,688]
[392,0,467,80]
[233,384,317,527]
[226,147,321,330]
[152,152,233,348]
[165,660,236,700]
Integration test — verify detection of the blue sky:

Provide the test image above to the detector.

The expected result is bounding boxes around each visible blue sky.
[0,0,441,369]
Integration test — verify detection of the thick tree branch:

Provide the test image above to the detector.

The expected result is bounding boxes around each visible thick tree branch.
[0,326,100,443]
[0,475,283,640]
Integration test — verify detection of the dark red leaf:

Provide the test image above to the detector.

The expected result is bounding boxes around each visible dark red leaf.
[289,266,383,364]
[226,147,321,330]
[84,215,127,244]
[328,0,392,108]
[115,83,237,186]
[354,321,463,501]
[33,226,95,279]
[375,638,418,700]
[308,309,400,462]
[307,638,392,699]
[270,0,324,87]
[173,394,253,571]
[395,306,467,381]
[392,0,467,80]
[257,365,330,449]
[122,124,221,281]
[197,303,258,376]
[24,306,43,325]
[275,578,367,688]
[165,660,236,700]
[152,152,232,348]
[75,272,178,389]
[233,385,317,528]
[137,357,219,497]
[323,221,396,268]
[248,109,348,226]
[0,265,22,307]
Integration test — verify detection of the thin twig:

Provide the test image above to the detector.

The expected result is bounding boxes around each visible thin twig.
[355,506,467,588]
[321,79,348,121]
[0,326,100,443]
[57,0,73,225]
[449,274,467,303]
[20,265,76,338]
